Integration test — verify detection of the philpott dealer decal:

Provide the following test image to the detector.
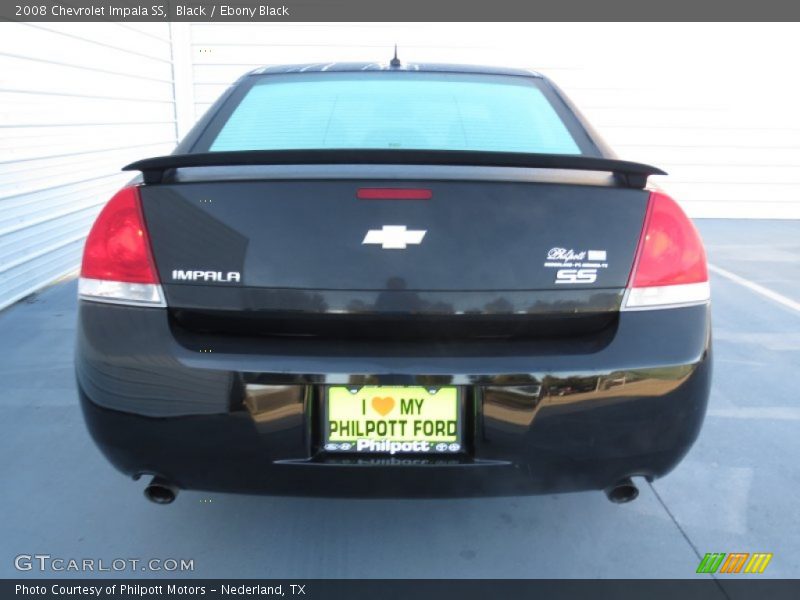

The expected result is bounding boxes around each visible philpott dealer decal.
[544,247,609,284]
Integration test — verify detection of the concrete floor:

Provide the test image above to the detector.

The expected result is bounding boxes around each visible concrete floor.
[1,219,798,581]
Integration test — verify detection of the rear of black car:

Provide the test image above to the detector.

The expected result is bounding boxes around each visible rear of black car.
[75,64,711,500]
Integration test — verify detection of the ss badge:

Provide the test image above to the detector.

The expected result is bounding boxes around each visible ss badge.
[555,268,598,284]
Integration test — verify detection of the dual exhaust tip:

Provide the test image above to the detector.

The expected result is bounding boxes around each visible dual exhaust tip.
[144,476,178,505]
[605,478,639,504]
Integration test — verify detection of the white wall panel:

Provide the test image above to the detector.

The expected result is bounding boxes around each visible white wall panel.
[0,22,178,310]
[0,124,175,162]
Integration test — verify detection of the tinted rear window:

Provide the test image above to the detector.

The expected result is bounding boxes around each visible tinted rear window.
[206,72,581,155]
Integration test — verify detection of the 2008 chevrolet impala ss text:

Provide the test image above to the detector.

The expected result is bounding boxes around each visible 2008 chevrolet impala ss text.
[74,60,712,504]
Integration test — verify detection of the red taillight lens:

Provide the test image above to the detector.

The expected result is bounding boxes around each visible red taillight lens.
[357,188,432,200]
[81,186,159,284]
[630,191,708,288]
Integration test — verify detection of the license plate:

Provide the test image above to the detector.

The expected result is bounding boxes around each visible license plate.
[323,386,462,454]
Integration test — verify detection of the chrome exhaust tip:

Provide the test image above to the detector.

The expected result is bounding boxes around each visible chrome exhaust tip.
[144,476,178,504]
[605,478,639,504]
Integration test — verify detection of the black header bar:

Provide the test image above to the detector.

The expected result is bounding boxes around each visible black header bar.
[3,0,800,22]
[4,579,800,600]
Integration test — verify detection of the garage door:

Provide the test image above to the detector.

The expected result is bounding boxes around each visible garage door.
[0,23,178,310]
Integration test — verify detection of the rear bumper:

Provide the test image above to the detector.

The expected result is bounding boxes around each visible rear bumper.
[76,302,712,497]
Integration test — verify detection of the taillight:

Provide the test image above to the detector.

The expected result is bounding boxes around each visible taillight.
[78,186,165,306]
[623,191,710,310]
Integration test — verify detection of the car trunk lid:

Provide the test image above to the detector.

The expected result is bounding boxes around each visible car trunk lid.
[136,167,648,338]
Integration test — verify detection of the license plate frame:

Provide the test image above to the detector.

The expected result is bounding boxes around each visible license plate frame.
[322,385,463,454]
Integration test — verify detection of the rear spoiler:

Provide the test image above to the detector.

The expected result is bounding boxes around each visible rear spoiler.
[123,150,666,189]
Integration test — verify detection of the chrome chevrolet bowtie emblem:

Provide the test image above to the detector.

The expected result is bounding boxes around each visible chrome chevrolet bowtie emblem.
[362,225,426,249]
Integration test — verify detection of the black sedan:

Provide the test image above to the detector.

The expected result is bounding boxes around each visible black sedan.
[75,61,711,503]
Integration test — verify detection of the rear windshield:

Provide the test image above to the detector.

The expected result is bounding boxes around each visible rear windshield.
[205,72,582,155]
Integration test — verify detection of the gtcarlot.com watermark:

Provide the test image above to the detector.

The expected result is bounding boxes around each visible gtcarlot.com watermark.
[14,554,194,573]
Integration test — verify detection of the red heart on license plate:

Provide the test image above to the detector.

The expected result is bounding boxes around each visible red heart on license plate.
[371,396,395,416]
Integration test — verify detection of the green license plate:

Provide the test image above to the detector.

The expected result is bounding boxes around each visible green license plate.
[324,385,462,454]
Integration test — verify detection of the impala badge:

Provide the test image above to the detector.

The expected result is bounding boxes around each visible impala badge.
[362,225,426,249]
